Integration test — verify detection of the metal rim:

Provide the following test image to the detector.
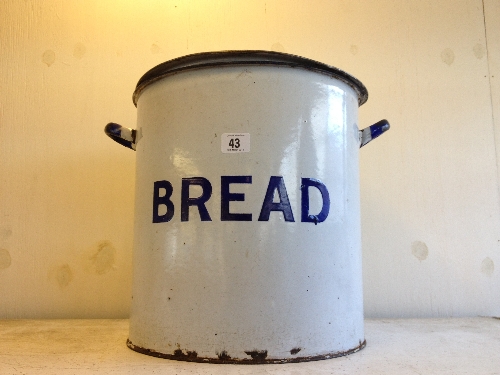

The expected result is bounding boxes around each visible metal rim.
[126,338,366,364]
[132,50,368,107]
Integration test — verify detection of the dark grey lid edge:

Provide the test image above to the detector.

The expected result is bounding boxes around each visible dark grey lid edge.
[132,50,368,106]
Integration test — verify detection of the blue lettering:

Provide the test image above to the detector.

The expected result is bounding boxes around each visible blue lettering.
[181,177,212,222]
[152,176,330,224]
[301,178,330,224]
[221,176,252,221]
[258,176,295,222]
[153,180,174,223]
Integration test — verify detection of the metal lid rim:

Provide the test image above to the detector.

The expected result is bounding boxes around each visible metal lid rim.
[132,51,369,107]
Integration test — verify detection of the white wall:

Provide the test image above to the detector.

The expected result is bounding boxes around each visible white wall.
[0,0,498,318]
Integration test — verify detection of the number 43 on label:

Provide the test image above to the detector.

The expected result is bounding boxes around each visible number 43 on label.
[221,133,250,153]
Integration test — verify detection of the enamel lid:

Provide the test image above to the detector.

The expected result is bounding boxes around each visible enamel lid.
[133,50,368,106]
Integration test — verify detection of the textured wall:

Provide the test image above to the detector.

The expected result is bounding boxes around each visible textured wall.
[0,0,499,318]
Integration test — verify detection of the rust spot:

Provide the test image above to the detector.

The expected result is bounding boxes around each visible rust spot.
[244,350,268,362]
[217,351,231,361]
[173,348,197,359]
[290,347,301,355]
[308,215,319,225]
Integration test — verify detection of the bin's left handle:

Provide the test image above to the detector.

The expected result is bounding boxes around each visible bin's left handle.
[104,123,137,151]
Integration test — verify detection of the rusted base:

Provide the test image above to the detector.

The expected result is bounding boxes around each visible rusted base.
[126,338,366,364]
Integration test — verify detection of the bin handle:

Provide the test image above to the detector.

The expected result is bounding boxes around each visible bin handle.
[104,120,389,150]
[359,119,390,148]
[104,123,137,151]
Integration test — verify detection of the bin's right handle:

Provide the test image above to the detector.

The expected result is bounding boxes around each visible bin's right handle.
[359,119,390,148]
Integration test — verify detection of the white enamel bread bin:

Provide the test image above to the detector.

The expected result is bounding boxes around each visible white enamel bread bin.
[105,51,389,364]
